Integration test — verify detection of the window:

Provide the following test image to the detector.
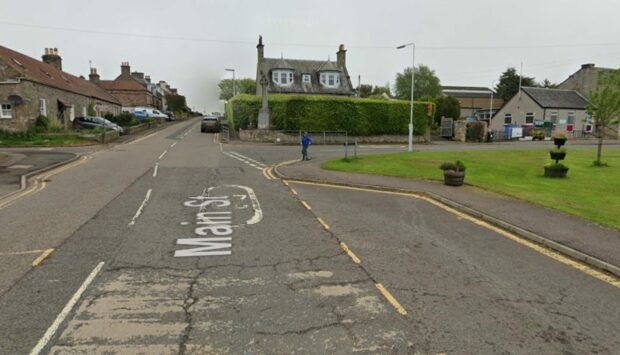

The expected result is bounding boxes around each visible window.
[272,70,294,86]
[549,111,558,123]
[319,71,340,88]
[525,112,534,123]
[39,99,47,116]
[1,104,12,118]
[504,113,512,124]
[302,74,311,84]
[567,111,575,124]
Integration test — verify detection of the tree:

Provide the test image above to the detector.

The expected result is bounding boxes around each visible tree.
[358,84,373,98]
[495,67,536,101]
[218,78,256,100]
[395,64,441,100]
[166,94,187,112]
[540,78,558,88]
[586,69,620,166]
[371,84,392,97]
[434,96,461,125]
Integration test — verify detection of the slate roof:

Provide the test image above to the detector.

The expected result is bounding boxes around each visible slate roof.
[259,57,354,95]
[521,87,589,109]
[99,79,147,92]
[0,45,120,105]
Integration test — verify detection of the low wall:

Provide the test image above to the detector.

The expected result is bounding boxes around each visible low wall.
[238,129,429,145]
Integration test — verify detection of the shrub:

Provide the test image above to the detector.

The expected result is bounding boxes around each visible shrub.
[468,121,486,142]
[35,115,50,131]
[228,94,432,136]
[108,112,135,127]
[439,160,466,172]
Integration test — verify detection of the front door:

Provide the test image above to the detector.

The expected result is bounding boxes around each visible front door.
[57,100,66,127]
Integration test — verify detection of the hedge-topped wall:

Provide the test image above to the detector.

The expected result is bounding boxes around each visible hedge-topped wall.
[226,94,433,136]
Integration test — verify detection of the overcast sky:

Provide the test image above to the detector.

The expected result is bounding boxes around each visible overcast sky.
[2,0,620,112]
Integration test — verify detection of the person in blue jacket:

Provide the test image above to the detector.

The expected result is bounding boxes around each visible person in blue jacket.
[301,132,312,161]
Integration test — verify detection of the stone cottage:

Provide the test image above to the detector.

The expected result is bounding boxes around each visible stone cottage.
[255,36,355,97]
[0,46,121,132]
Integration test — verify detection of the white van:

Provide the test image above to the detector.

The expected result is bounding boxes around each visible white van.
[131,107,168,119]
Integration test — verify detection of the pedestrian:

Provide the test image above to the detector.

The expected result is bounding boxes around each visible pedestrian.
[301,132,312,161]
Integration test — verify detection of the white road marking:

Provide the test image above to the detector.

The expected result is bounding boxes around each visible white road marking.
[152,163,159,177]
[128,189,152,226]
[29,261,105,355]
[127,131,158,145]
[207,185,263,225]
[158,150,168,159]
[170,142,177,148]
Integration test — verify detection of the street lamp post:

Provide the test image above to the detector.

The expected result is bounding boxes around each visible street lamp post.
[225,68,236,97]
[397,43,415,152]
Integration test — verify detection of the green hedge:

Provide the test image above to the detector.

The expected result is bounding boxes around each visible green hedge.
[227,94,432,136]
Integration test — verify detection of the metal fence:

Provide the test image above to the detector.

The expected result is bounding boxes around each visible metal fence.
[275,130,348,145]
[220,124,230,143]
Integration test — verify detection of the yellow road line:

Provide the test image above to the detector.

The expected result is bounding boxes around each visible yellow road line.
[32,248,54,266]
[261,167,273,180]
[0,249,46,256]
[267,167,278,180]
[340,242,361,264]
[286,180,620,289]
[290,188,298,195]
[317,217,330,230]
[301,200,312,210]
[375,283,407,316]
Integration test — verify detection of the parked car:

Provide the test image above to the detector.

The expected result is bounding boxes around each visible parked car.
[73,116,125,135]
[131,107,168,120]
[201,115,221,133]
[164,111,176,121]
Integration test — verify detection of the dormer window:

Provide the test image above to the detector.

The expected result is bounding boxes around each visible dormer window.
[272,70,294,86]
[320,71,340,88]
[302,74,311,84]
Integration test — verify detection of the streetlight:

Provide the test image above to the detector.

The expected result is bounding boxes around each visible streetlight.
[225,68,236,97]
[397,42,415,152]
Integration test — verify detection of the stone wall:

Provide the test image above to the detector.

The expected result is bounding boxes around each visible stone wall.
[238,129,429,144]
[0,80,121,132]
[453,120,467,142]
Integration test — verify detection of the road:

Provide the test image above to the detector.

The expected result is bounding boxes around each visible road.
[0,119,618,354]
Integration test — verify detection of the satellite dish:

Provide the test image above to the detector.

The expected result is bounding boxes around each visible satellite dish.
[8,95,23,105]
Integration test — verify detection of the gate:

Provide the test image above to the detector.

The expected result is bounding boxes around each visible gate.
[220,124,230,143]
[440,117,454,138]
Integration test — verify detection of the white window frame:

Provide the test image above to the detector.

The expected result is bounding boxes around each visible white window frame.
[504,113,512,124]
[272,70,294,87]
[525,112,534,123]
[1,103,12,119]
[302,74,311,84]
[549,111,558,123]
[319,71,341,88]
[39,98,47,116]
[567,111,576,124]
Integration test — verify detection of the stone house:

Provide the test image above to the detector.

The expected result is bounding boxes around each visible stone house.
[491,87,592,134]
[441,86,504,119]
[558,63,619,138]
[0,46,121,132]
[94,62,156,110]
[255,36,355,96]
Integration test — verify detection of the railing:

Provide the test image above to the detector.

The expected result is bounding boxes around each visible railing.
[275,130,348,145]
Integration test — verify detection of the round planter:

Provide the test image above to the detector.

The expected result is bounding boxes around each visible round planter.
[549,151,566,161]
[443,170,465,186]
[544,166,569,178]
[553,137,567,147]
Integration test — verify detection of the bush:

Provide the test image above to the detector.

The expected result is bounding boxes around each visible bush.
[35,115,50,131]
[108,112,135,127]
[439,160,466,172]
[468,121,486,142]
[228,94,432,136]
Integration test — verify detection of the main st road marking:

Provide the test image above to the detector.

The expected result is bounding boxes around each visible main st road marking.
[174,185,262,257]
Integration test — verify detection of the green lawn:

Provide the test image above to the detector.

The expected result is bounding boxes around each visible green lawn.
[0,134,93,147]
[322,147,620,230]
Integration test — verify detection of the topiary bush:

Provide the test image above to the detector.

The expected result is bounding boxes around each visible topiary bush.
[228,94,432,136]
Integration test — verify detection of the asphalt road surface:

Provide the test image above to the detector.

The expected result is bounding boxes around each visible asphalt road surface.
[0,119,618,354]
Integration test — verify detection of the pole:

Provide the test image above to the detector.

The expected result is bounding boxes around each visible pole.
[408,44,415,152]
[232,70,236,97]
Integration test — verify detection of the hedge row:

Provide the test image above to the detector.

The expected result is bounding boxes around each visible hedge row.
[226,94,433,136]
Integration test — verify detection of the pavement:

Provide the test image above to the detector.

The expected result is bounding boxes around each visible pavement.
[276,155,620,274]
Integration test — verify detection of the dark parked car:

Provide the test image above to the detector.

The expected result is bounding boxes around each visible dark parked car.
[201,116,221,133]
[164,111,176,121]
[73,116,124,135]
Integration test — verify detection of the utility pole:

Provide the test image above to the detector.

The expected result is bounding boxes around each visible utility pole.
[397,42,415,152]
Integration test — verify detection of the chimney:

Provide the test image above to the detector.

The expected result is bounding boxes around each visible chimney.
[257,35,264,63]
[42,47,62,71]
[131,71,145,80]
[145,75,151,83]
[121,62,131,77]
[581,63,595,70]
[337,44,346,67]
[89,67,100,83]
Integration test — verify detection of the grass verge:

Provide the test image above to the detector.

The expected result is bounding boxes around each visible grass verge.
[322,147,620,230]
[0,133,93,147]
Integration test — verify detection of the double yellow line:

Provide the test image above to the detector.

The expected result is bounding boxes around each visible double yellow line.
[261,166,278,180]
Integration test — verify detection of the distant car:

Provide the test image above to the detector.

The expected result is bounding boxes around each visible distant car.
[201,115,221,133]
[164,111,176,121]
[131,107,168,119]
[73,116,124,135]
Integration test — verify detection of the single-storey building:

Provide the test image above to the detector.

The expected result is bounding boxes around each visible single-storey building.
[441,86,504,119]
[491,87,592,134]
[0,46,121,132]
[255,36,355,96]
